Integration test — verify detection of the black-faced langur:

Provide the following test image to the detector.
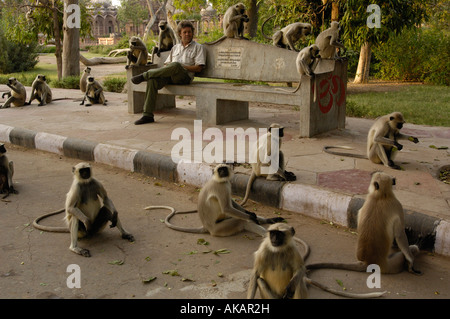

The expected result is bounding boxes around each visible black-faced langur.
[323,112,419,170]
[0,77,26,109]
[261,15,312,51]
[152,21,177,58]
[145,164,309,252]
[307,172,422,275]
[314,21,345,59]
[80,76,106,106]
[248,223,386,299]
[126,36,149,69]
[80,66,91,93]
[276,44,321,94]
[205,3,249,45]
[33,162,134,257]
[240,123,296,206]
[0,144,18,199]
[26,74,52,106]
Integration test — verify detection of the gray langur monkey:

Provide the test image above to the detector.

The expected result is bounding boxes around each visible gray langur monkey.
[80,67,91,93]
[80,76,106,106]
[323,112,419,170]
[314,21,345,59]
[262,15,312,51]
[240,123,296,206]
[145,164,309,256]
[126,36,149,69]
[152,21,177,58]
[205,3,249,45]
[0,144,18,199]
[248,223,386,299]
[0,77,26,109]
[32,162,135,257]
[26,74,52,106]
[276,44,321,95]
[307,172,422,275]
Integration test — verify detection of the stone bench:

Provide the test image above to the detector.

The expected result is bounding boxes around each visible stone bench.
[126,38,348,137]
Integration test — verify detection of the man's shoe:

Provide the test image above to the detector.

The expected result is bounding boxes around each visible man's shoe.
[134,116,155,125]
[131,74,145,84]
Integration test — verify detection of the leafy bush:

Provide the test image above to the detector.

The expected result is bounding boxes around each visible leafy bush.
[52,75,80,89]
[103,77,127,93]
[374,27,449,85]
[0,32,39,73]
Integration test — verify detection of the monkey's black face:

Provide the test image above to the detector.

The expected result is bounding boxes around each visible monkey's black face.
[217,167,229,178]
[270,230,286,247]
[79,167,91,180]
[396,122,403,130]
[0,144,6,154]
[240,9,245,14]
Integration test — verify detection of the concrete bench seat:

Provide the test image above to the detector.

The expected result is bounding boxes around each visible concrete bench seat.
[126,38,348,137]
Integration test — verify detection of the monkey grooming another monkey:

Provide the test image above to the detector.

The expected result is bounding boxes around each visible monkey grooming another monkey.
[26,74,52,106]
[314,21,345,59]
[276,44,321,95]
[248,223,386,299]
[323,112,419,170]
[33,162,135,257]
[261,15,312,51]
[0,144,18,199]
[0,77,26,109]
[80,67,91,93]
[307,172,422,275]
[126,36,149,69]
[152,21,177,58]
[205,3,249,45]
[80,76,106,106]
[241,123,296,206]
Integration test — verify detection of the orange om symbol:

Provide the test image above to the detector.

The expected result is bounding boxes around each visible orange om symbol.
[314,74,346,114]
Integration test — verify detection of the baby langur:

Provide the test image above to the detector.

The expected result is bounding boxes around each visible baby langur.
[152,21,177,58]
[26,74,52,106]
[240,123,296,206]
[262,15,312,51]
[33,162,134,257]
[307,172,422,275]
[323,112,419,170]
[248,223,386,299]
[0,144,18,199]
[0,77,26,109]
[80,76,106,106]
[146,164,300,240]
[276,44,320,95]
[80,66,91,93]
[126,36,149,69]
[314,21,345,59]
[205,3,249,45]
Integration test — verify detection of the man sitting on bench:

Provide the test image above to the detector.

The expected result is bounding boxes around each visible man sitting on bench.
[131,20,206,125]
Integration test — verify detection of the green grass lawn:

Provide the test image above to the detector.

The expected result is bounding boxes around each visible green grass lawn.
[346,85,450,127]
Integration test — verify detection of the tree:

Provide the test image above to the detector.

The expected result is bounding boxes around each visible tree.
[142,0,169,43]
[340,0,427,83]
[117,0,148,36]
[62,0,80,78]
[0,0,91,80]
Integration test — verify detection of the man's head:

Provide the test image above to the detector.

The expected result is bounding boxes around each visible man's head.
[177,20,195,46]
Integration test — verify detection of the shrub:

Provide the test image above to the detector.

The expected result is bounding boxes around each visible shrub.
[52,75,80,89]
[0,32,39,73]
[103,77,127,93]
[374,27,449,86]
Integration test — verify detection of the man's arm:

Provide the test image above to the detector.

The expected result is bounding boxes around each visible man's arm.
[183,64,204,73]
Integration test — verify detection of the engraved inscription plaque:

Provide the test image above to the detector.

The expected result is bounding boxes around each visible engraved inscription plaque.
[215,47,243,69]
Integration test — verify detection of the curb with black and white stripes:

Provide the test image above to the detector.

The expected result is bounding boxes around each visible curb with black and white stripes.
[1,124,449,256]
